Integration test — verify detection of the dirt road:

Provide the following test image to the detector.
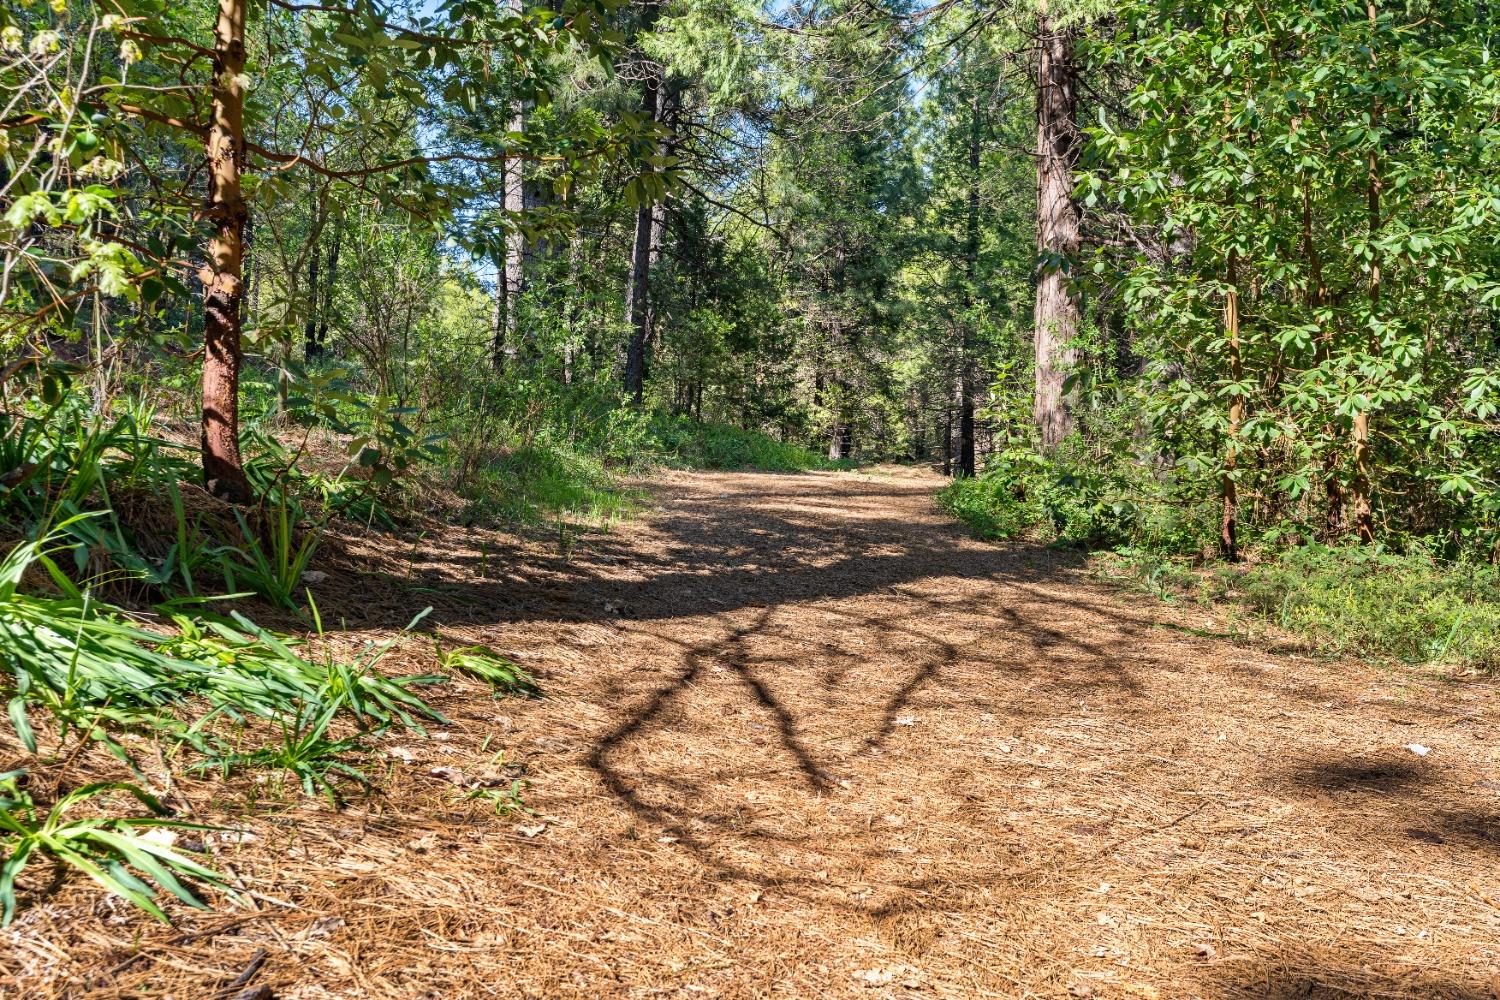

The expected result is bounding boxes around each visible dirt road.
[16,468,1500,998]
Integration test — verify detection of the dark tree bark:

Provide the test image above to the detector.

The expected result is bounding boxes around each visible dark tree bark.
[303,229,322,360]
[1033,8,1081,450]
[942,409,954,476]
[958,88,981,477]
[317,228,339,355]
[1221,249,1242,561]
[200,0,253,503]
[624,0,666,403]
[491,251,508,370]
[624,184,656,402]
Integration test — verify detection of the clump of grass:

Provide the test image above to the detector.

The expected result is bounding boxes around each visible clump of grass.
[217,494,322,609]
[0,771,234,925]
[193,700,371,807]
[463,445,640,525]
[1098,545,1500,673]
[0,528,443,755]
[1225,545,1500,671]
[463,782,531,816]
[647,416,845,472]
[0,526,451,917]
[437,644,540,698]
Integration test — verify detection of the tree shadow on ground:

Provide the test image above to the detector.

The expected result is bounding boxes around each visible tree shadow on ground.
[1202,954,1497,999]
[306,471,1498,998]
[315,477,1104,630]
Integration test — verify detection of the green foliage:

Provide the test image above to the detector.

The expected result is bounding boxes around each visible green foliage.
[0,528,442,754]
[0,386,205,592]
[939,444,1212,553]
[462,778,532,818]
[192,701,371,807]
[1103,544,1500,673]
[218,498,322,610]
[463,443,640,526]
[1084,0,1500,552]
[0,772,233,926]
[1225,546,1500,672]
[437,645,540,699]
[647,416,843,472]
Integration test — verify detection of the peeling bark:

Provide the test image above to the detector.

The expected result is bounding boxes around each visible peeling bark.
[200,0,253,503]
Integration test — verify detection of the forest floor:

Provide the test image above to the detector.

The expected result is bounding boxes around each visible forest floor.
[11,467,1500,1000]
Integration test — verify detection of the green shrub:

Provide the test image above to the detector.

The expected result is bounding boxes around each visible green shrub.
[462,443,640,525]
[646,415,841,471]
[942,440,1500,673]
[938,447,1210,553]
[1224,545,1500,671]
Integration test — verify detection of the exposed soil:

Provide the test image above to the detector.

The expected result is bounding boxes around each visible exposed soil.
[7,468,1500,999]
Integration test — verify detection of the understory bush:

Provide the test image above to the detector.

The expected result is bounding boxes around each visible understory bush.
[647,415,844,472]
[938,445,1211,553]
[1224,546,1500,671]
[945,445,1500,673]
[430,373,842,525]
[463,443,641,525]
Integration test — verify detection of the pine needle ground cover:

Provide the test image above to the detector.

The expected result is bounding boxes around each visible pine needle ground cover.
[5,469,1497,999]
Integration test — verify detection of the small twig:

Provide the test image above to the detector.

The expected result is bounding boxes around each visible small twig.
[214,947,268,998]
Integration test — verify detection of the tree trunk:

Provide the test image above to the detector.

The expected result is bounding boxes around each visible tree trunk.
[640,84,679,375]
[491,252,507,370]
[1033,6,1081,451]
[958,88,981,477]
[502,144,527,356]
[317,220,339,355]
[1348,0,1380,544]
[942,409,953,476]
[624,189,655,403]
[957,381,975,477]
[496,0,532,367]
[1221,250,1242,561]
[303,238,321,360]
[200,0,253,503]
[623,0,667,403]
[828,417,852,461]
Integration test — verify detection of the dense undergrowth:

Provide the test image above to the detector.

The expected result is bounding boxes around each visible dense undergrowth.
[940,448,1500,675]
[0,363,835,925]
[220,367,841,529]
[646,415,848,473]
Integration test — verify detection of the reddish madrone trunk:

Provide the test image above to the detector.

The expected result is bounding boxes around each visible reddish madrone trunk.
[200,0,253,503]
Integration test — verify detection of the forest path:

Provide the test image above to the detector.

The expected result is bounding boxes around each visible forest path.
[45,469,1499,999]
[302,467,1498,1000]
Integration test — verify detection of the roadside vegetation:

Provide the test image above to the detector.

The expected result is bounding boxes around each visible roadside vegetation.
[0,363,831,925]
[942,456,1500,674]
